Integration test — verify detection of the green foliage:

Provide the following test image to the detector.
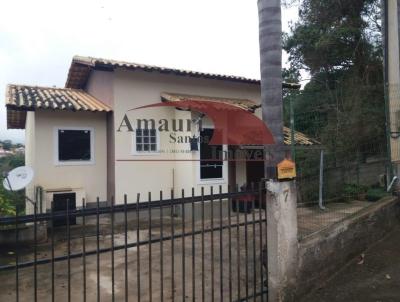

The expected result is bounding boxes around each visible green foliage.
[0,153,25,216]
[284,0,386,202]
[0,139,13,151]
[343,183,368,199]
[283,0,385,161]
[0,153,24,176]
[284,0,382,73]
[0,183,17,216]
[366,187,389,202]
[284,0,386,156]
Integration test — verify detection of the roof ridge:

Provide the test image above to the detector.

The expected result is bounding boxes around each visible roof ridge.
[67,55,301,90]
[73,55,257,79]
[7,83,85,91]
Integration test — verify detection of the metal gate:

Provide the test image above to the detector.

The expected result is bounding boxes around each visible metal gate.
[0,183,268,301]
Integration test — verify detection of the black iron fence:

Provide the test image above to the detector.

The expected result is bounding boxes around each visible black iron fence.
[0,184,268,302]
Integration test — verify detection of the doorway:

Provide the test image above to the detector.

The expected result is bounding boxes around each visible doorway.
[53,192,76,226]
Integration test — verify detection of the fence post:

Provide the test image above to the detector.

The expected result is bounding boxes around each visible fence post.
[266,180,298,302]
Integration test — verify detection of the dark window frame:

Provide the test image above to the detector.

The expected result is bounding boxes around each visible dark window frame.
[55,127,94,165]
[199,128,224,180]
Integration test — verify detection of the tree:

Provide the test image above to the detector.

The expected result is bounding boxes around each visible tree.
[0,154,25,216]
[258,0,284,177]
[1,140,12,151]
[283,0,385,163]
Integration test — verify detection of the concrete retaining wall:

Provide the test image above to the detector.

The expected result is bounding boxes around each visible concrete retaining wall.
[0,223,47,246]
[295,196,400,300]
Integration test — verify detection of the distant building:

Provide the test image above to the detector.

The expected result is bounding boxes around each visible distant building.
[14,146,25,154]
[0,147,13,158]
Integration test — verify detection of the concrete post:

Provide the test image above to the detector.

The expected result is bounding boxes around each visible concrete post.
[386,1,400,173]
[266,180,298,302]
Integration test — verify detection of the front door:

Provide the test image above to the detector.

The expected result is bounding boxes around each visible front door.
[246,159,265,185]
[246,152,266,208]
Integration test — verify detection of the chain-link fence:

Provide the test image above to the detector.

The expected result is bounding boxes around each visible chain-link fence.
[284,85,392,239]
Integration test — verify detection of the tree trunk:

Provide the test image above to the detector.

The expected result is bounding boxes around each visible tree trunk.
[258,0,284,178]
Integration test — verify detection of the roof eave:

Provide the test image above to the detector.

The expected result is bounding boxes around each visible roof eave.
[65,56,302,90]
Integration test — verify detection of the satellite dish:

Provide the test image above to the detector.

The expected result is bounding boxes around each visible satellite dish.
[3,166,34,191]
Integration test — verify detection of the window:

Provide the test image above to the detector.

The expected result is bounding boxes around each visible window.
[134,128,159,153]
[200,128,223,180]
[55,128,94,164]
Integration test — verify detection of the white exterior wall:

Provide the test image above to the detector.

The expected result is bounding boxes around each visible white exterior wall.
[86,70,116,200]
[86,70,114,107]
[21,69,263,209]
[113,69,261,202]
[25,111,36,214]
[31,110,108,211]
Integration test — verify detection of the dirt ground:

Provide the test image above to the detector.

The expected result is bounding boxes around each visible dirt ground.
[305,226,400,302]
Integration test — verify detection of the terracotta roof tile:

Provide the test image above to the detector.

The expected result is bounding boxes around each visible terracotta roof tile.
[66,55,302,90]
[6,84,111,129]
[6,84,111,112]
[283,127,320,146]
[161,92,259,111]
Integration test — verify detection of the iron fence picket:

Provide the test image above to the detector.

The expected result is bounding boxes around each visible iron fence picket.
[181,189,186,302]
[111,196,115,302]
[228,185,233,302]
[219,185,223,302]
[201,187,205,302]
[236,184,241,301]
[251,183,257,302]
[259,185,264,302]
[244,191,249,300]
[51,201,55,302]
[170,189,175,302]
[136,193,141,302]
[82,199,87,302]
[33,202,37,302]
[15,205,19,302]
[67,199,71,302]
[191,187,195,302]
[210,186,215,302]
[96,197,100,302]
[148,192,152,302]
[0,184,268,302]
[124,194,128,302]
[159,191,164,302]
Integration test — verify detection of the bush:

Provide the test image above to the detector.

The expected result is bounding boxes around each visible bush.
[366,187,389,202]
[0,178,26,216]
[0,153,25,216]
[0,153,24,175]
[343,183,368,200]
[0,197,15,216]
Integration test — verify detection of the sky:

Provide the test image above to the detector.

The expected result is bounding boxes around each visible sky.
[0,0,299,144]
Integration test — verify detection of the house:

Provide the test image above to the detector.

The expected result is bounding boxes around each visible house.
[13,146,25,154]
[5,56,315,215]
